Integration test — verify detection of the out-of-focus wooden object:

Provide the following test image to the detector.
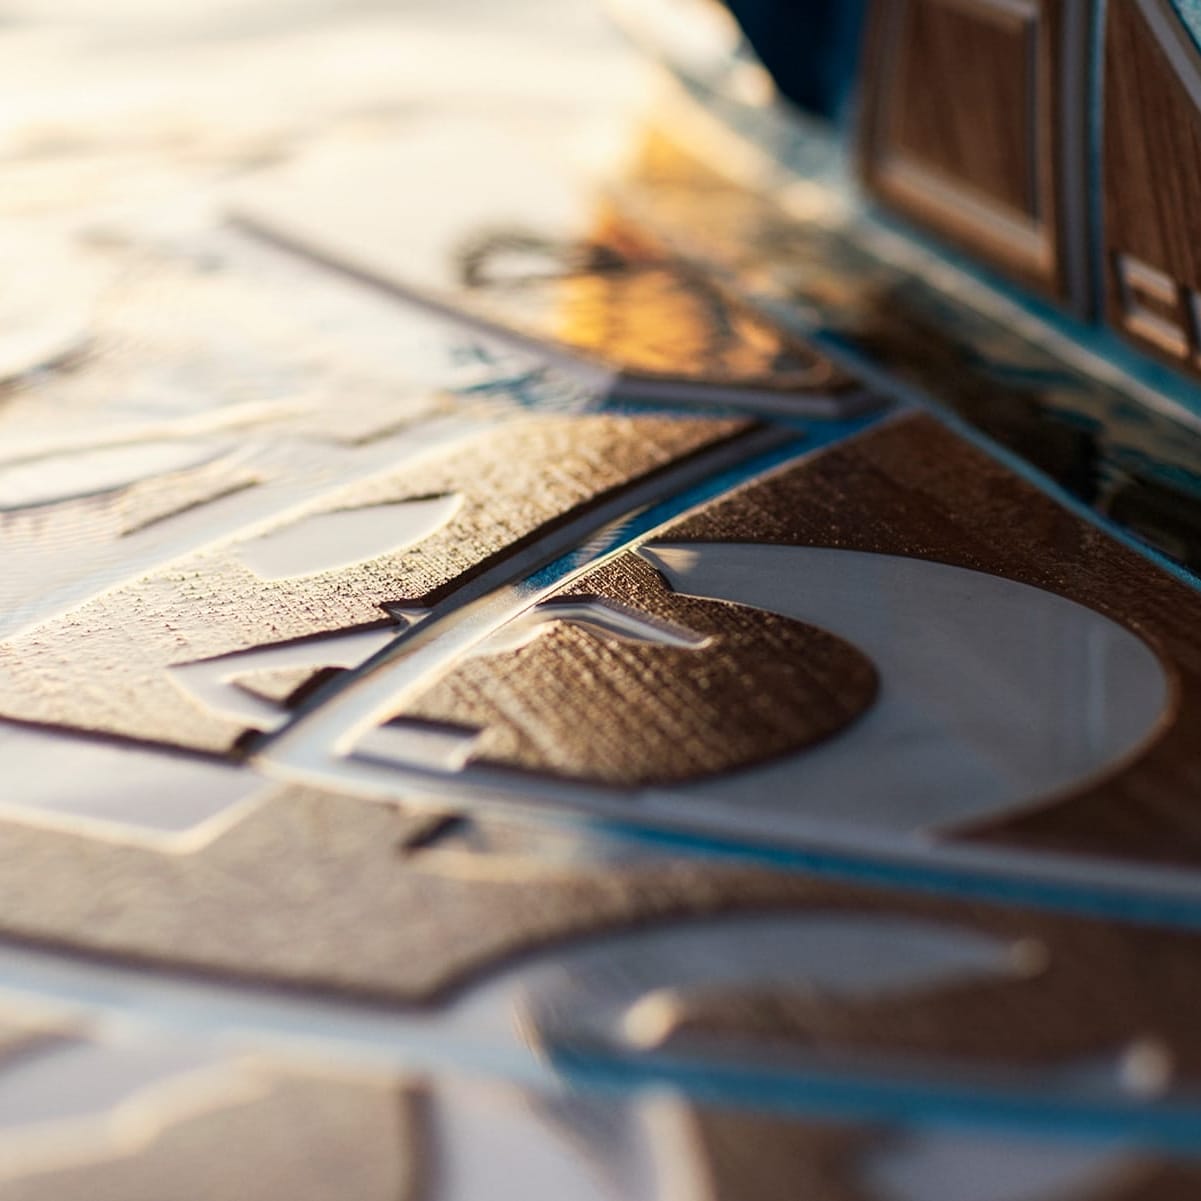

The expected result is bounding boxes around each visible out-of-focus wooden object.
[860,0,1091,309]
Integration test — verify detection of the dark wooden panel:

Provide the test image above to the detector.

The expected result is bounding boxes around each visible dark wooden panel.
[1104,0,1201,374]
[892,0,1040,217]
[861,0,1072,299]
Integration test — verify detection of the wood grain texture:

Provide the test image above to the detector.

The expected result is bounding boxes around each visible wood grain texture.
[620,129,1201,566]
[667,412,1201,869]
[0,414,748,753]
[1104,0,1201,372]
[0,1062,420,1201]
[400,552,879,787]
[861,0,1068,297]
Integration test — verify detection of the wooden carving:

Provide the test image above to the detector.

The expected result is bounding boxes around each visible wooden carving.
[861,0,1089,306]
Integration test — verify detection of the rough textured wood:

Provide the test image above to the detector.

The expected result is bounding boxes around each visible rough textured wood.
[0,414,748,753]
[0,1062,420,1201]
[401,552,879,787]
[1104,0,1201,372]
[862,0,1068,297]
[667,412,1201,869]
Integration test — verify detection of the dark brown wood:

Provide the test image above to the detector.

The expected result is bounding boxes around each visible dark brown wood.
[666,412,1201,869]
[0,414,750,753]
[861,0,1069,298]
[400,552,879,787]
[1104,0,1201,373]
[11,777,1201,1087]
[687,1110,872,1201]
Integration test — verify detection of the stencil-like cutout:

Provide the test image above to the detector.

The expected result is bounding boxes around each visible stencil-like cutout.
[643,543,1170,830]
[170,625,401,732]
[236,495,462,581]
[0,723,263,837]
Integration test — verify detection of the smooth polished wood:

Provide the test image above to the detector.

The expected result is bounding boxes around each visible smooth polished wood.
[235,145,853,404]
[861,0,1075,301]
[1104,0,1201,373]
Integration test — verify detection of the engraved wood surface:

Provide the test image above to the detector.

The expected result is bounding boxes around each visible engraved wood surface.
[401,552,879,786]
[0,414,749,752]
[861,0,1071,299]
[667,412,1201,868]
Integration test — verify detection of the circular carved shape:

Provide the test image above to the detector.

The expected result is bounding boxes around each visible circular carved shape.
[402,553,879,788]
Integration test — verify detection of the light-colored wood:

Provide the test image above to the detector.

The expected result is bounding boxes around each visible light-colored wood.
[234,139,853,402]
[0,1061,420,1201]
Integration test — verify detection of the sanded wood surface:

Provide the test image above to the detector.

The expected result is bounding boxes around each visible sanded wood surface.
[861,0,1069,297]
[402,552,878,786]
[0,414,748,752]
[1104,0,1201,373]
[0,1063,420,1201]
[668,412,1201,869]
